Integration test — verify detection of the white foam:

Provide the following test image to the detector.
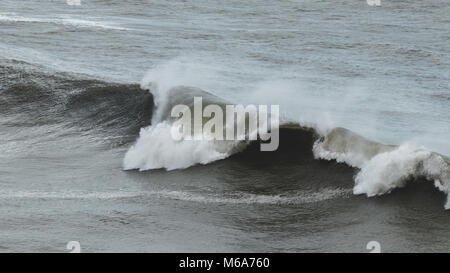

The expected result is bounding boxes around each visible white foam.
[0,188,349,205]
[140,59,223,124]
[314,140,450,209]
[131,59,450,207]
[126,60,261,171]
[0,190,142,200]
[0,14,128,30]
[123,122,230,171]
[313,140,368,168]
[149,188,350,205]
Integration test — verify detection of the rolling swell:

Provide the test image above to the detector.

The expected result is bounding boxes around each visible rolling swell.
[0,60,154,143]
[65,83,153,135]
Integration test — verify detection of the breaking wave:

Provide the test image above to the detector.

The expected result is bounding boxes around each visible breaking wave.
[122,69,450,209]
[150,188,350,205]
[2,60,448,209]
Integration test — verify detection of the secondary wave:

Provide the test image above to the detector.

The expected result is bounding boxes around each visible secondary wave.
[313,127,450,209]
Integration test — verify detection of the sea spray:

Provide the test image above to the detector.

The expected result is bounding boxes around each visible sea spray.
[314,129,450,209]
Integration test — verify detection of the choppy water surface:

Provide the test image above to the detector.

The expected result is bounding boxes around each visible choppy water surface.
[0,0,449,252]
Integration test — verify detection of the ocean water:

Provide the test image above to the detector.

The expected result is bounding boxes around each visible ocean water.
[0,0,449,252]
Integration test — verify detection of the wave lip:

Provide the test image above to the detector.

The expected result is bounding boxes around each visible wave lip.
[123,121,229,171]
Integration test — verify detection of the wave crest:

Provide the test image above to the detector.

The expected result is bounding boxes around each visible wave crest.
[314,129,450,209]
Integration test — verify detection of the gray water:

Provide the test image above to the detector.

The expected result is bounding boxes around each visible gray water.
[0,0,449,252]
